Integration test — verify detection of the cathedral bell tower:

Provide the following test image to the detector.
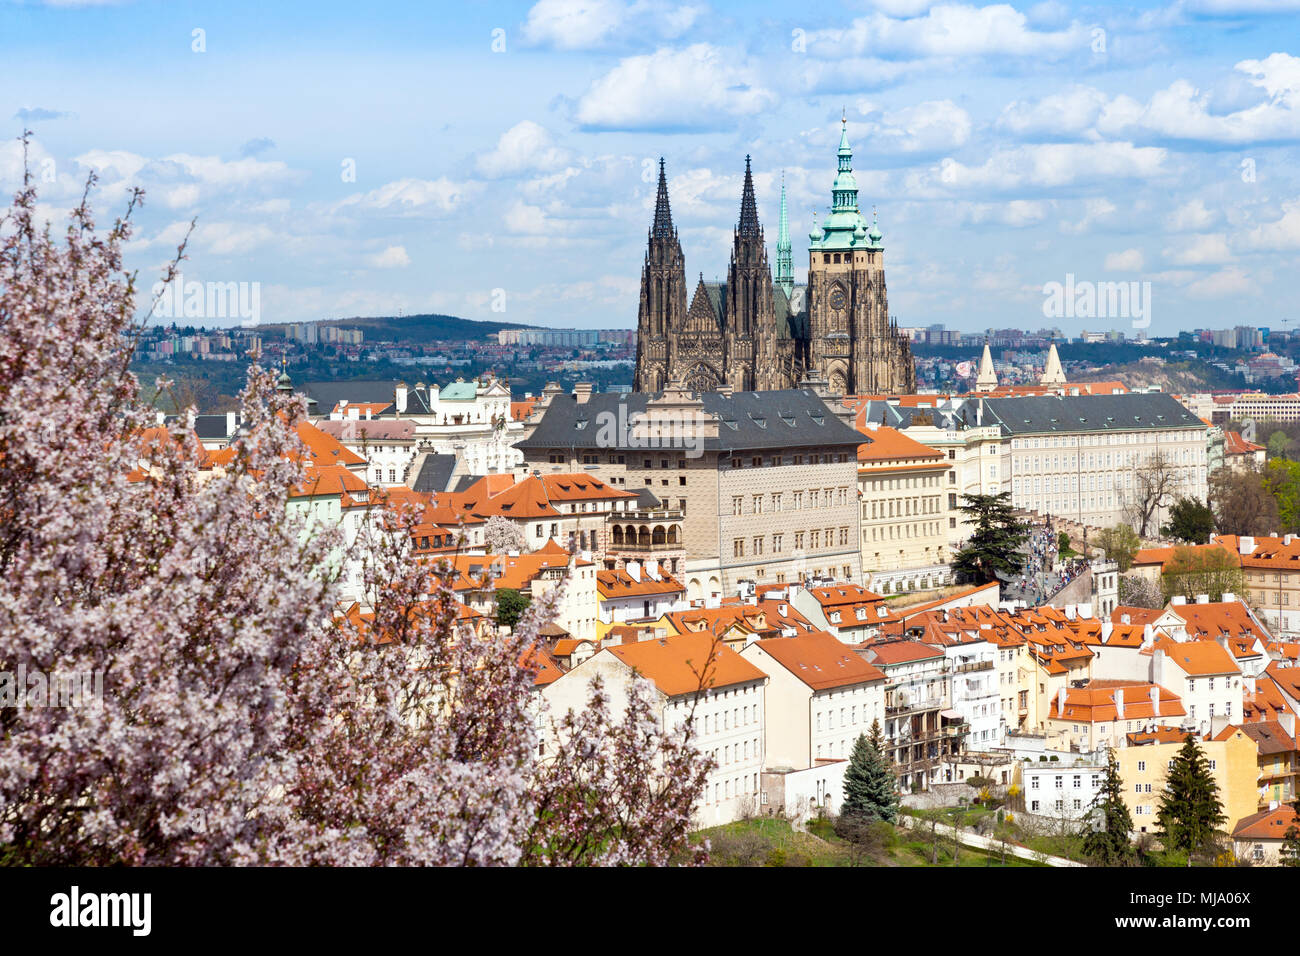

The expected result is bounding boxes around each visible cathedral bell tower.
[723,156,778,391]
[633,159,688,391]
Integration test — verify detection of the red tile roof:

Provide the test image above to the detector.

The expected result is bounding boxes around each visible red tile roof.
[753,632,886,691]
[606,633,767,697]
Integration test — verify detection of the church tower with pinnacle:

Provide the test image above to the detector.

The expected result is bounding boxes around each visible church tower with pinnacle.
[632,121,915,396]
[633,158,688,391]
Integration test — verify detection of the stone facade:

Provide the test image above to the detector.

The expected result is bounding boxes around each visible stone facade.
[633,123,915,395]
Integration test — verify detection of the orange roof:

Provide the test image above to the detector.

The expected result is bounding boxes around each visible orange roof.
[1245,676,1297,722]
[1049,681,1185,723]
[1127,727,1194,746]
[1224,430,1264,455]
[1110,606,1173,626]
[1232,805,1300,840]
[862,639,946,665]
[1266,662,1300,703]
[856,425,946,465]
[294,420,367,467]
[753,632,886,690]
[1215,720,1296,755]
[1176,601,1271,645]
[1131,541,1235,570]
[606,633,767,697]
[597,568,684,599]
[511,398,540,421]
[1145,636,1240,675]
[522,643,564,687]
[290,463,369,497]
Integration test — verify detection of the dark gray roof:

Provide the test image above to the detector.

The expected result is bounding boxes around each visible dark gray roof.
[301,380,401,412]
[978,393,1205,436]
[191,413,237,439]
[516,388,864,453]
[411,453,458,493]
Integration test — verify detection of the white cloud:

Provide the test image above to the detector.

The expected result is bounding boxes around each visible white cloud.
[999,54,1300,146]
[914,142,1168,194]
[861,100,971,153]
[476,121,572,178]
[806,4,1092,60]
[1241,199,1300,250]
[1060,197,1117,235]
[574,44,776,130]
[1162,233,1233,265]
[1185,0,1300,13]
[197,222,280,256]
[1105,249,1145,271]
[1166,198,1216,232]
[1186,267,1253,297]
[521,0,702,50]
[366,245,411,269]
[332,177,479,217]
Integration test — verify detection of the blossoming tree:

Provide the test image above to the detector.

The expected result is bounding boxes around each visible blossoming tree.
[0,148,712,866]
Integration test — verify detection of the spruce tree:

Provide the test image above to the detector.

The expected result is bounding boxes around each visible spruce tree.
[840,720,899,826]
[1156,734,1227,859]
[1280,800,1300,868]
[1080,748,1136,866]
[952,492,1030,584]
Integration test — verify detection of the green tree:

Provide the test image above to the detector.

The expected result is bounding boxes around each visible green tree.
[1264,458,1300,532]
[837,720,899,830]
[495,588,532,629]
[1267,430,1292,460]
[1280,800,1300,867]
[952,492,1029,585]
[1160,546,1245,604]
[1081,748,1136,866]
[1156,734,1227,859]
[1161,497,1215,544]
[1096,524,1141,572]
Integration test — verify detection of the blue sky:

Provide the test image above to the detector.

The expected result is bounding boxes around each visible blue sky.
[3,0,1300,337]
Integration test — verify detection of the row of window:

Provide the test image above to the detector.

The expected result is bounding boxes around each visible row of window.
[732,488,850,515]
[728,453,850,468]
[733,528,851,556]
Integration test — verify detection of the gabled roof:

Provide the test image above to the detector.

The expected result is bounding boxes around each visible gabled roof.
[294,420,368,467]
[753,632,886,691]
[605,633,767,697]
[1049,680,1185,722]
[1176,601,1271,645]
[856,425,946,465]
[290,464,368,498]
[597,568,685,599]
[1232,805,1300,840]
[1214,720,1296,755]
[862,639,946,665]
[1146,636,1241,676]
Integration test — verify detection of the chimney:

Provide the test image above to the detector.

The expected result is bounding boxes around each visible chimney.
[1114,688,1125,720]
[1057,686,1068,716]
[1149,685,1160,714]
[226,410,236,436]
[1196,593,1210,604]
[627,561,641,582]
[1121,613,1131,625]
[1065,604,1077,621]
[1142,623,1155,648]
[395,383,408,414]
[1222,592,1236,604]
[1101,621,1113,643]
[574,382,593,404]
[1280,711,1296,738]
[1171,595,1187,606]
[348,406,360,420]
[645,559,659,581]
[1286,535,1295,546]
[1239,535,1255,555]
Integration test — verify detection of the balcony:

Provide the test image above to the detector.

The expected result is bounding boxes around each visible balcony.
[953,661,994,674]
[886,698,944,716]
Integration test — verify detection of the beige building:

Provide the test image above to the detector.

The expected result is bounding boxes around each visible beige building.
[541,632,768,827]
[517,385,864,598]
[1117,729,1259,837]
[740,631,887,769]
[855,422,953,593]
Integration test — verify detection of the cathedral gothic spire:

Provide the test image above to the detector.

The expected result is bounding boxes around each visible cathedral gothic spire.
[651,157,674,239]
[775,173,793,298]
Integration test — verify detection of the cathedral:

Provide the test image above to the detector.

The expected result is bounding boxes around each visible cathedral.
[633,118,916,395]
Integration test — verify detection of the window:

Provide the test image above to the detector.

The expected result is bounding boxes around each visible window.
[753,536,763,555]
[753,495,762,514]
[733,539,744,557]
[732,496,743,515]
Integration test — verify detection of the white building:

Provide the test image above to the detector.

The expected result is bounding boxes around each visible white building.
[541,632,768,827]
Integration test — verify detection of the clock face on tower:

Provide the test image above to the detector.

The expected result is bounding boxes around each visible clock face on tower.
[829,287,846,311]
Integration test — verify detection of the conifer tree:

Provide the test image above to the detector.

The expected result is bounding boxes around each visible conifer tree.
[1156,734,1227,859]
[1080,748,1136,866]
[840,720,899,826]
[952,492,1029,584]
[1280,800,1300,868]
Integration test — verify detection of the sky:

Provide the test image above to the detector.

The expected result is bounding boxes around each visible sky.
[2,0,1300,337]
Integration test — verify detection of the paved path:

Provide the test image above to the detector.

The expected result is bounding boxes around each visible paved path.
[898,814,1086,867]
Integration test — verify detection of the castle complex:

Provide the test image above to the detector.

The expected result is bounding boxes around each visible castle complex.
[633,118,916,395]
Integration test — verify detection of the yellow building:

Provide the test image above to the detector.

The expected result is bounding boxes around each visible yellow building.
[1117,729,1259,837]
[856,423,953,594]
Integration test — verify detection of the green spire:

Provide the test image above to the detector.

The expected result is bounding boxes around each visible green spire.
[775,172,793,297]
[810,114,877,253]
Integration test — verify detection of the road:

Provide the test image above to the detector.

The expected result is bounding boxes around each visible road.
[898,814,1087,867]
